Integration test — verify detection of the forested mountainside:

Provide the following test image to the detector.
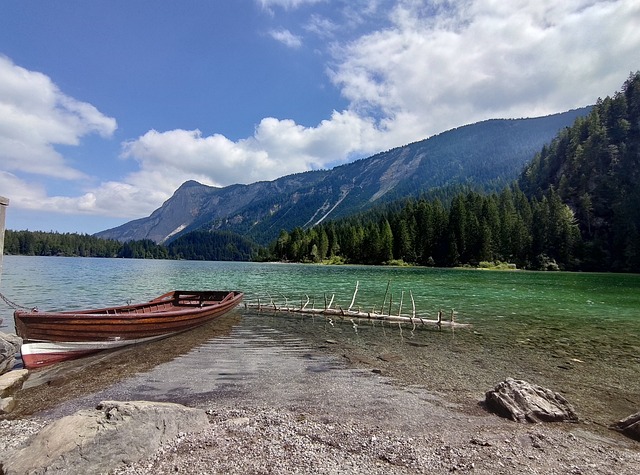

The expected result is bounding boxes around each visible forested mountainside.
[270,73,640,272]
[95,108,589,246]
[519,72,640,271]
[269,186,579,270]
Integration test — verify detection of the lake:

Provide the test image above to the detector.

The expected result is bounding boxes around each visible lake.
[0,256,639,429]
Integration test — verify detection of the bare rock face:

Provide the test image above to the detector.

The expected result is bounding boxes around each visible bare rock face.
[0,400,210,475]
[612,412,640,441]
[0,332,21,375]
[485,378,579,423]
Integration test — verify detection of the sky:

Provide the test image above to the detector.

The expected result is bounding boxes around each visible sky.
[0,0,639,235]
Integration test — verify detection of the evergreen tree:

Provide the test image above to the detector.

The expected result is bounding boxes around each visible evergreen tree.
[379,219,394,263]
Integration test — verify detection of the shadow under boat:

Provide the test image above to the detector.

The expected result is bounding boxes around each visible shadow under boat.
[8,310,242,418]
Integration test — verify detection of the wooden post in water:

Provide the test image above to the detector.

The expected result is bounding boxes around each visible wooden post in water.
[0,196,8,285]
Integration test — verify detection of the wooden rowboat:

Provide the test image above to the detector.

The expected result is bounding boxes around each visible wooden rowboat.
[14,290,243,369]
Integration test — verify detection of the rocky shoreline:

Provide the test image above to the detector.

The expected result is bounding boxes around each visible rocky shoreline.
[1,330,639,474]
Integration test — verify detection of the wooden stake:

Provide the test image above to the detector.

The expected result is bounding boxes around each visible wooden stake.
[348,280,359,311]
[380,280,390,315]
[410,291,416,319]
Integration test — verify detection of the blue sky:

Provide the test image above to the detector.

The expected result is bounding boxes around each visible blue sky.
[1,0,639,234]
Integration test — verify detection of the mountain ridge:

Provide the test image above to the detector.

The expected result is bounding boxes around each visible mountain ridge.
[95,107,591,245]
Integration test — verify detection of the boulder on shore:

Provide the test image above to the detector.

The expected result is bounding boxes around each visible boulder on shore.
[0,400,210,475]
[485,378,578,423]
[0,332,22,375]
[0,369,28,399]
[0,368,28,415]
[612,412,640,441]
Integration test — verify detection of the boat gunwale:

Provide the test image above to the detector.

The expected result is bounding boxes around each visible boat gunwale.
[14,290,243,321]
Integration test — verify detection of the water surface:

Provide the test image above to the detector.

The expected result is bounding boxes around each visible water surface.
[1,256,638,430]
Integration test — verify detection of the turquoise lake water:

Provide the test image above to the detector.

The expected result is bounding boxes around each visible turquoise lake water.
[1,256,638,426]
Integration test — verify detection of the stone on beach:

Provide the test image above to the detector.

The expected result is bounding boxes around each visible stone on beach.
[0,331,25,417]
[0,369,28,415]
[485,378,579,423]
[0,369,28,399]
[613,411,640,441]
[0,400,210,475]
[0,396,15,414]
[0,332,22,375]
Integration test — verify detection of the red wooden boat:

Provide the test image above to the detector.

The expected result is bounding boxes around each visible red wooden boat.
[14,290,243,369]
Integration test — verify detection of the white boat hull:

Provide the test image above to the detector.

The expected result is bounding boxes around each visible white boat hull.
[20,333,175,368]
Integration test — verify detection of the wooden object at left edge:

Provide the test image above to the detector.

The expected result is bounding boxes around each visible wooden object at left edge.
[0,196,8,285]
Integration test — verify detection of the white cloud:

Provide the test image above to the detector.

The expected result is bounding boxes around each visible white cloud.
[120,110,380,192]
[304,14,339,39]
[0,171,113,217]
[269,28,303,48]
[0,171,46,208]
[330,0,640,141]
[122,129,269,188]
[0,56,117,180]
[257,0,325,11]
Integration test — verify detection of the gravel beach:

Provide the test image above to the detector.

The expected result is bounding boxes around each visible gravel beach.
[2,313,639,474]
[3,402,639,474]
[113,406,640,475]
[3,365,640,474]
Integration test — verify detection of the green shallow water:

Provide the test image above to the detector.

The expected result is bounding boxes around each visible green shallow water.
[1,256,638,427]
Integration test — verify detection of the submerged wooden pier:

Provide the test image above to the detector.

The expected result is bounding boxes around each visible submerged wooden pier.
[245,281,470,329]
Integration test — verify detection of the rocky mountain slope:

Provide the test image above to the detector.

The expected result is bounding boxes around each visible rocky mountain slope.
[96,108,590,245]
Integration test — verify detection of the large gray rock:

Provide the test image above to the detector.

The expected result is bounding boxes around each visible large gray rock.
[0,400,210,475]
[485,378,578,423]
[612,412,640,441]
[0,332,21,375]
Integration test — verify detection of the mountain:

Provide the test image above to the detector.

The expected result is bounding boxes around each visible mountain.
[96,107,590,245]
[519,72,640,271]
